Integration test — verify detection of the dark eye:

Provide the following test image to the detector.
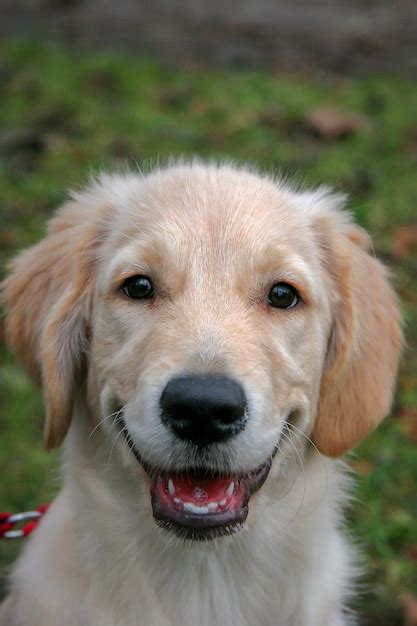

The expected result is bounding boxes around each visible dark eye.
[268,283,299,309]
[121,275,154,300]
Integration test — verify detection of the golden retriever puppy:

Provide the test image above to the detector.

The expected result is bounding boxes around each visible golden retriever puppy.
[1,162,402,626]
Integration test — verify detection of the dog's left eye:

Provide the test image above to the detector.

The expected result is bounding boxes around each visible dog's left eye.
[121,275,154,300]
[268,283,299,309]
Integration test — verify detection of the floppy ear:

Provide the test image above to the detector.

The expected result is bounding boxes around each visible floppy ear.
[309,195,403,457]
[2,199,103,449]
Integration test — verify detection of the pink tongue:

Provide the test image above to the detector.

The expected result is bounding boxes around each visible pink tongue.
[166,475,232,503]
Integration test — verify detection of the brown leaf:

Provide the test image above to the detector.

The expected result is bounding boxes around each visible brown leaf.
[304,106,370,139]
[399,377,417,393]
[85,70,118,92]
[351,459,374,475]
[0,230,15,248]
[405,124,417,157]
[405,544,417,562]
[390,224,417,261]
[395,406,417,443]
[402,594,417,626]
[258,105,285,128]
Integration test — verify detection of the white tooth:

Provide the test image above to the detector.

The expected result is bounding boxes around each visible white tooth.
[174,498,181,504]
[219,499,227,507]
[183,502,210,515]
[226,481,234,497]
[207,502,218,511]
[168,479,175,495]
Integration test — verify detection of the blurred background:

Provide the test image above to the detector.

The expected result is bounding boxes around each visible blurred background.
[0,1,416,624]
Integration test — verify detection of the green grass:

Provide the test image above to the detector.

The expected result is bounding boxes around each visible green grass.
[0,39,416,625]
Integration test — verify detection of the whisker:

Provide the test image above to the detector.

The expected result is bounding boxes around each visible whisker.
[285,421,329,507]
[249,428,303,531]
[284,421,323,458]
[255,427,308,542]
[88,408,124,441]
[107,419,129,467]
[280,428,307,504]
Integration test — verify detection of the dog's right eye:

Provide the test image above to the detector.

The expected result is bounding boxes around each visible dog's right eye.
[121,275,154,300]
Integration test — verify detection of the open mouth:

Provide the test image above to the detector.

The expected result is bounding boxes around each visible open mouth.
[119,418,274,540]
[151,461,272,539]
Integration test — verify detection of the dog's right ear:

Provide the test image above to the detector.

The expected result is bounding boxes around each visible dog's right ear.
[2,197,110,449]
[306,191,403,456]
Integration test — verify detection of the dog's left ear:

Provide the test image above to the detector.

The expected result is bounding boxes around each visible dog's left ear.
[2,199,106,449]
[304,192,403,457]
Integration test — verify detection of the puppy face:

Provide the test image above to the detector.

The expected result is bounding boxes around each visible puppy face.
[3,163,402,539]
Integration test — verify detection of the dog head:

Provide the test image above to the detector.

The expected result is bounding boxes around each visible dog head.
[3,163,402,539]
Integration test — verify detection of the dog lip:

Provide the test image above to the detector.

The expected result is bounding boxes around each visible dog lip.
[152,494,250,531]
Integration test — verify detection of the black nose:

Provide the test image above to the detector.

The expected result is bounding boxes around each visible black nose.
[160,375,247,446]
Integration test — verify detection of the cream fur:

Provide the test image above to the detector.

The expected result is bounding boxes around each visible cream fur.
[1,162,402,626]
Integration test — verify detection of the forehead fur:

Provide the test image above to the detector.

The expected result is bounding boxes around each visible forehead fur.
[97,162,311,230]
[78,162,344,272]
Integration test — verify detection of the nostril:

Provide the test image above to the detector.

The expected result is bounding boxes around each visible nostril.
[160,375,247,445]
[213,405,245,425]
[168,404,195,427]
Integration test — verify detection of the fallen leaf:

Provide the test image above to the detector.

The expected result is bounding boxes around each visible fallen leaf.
[399,377,417,393]
[258,105,286,128]
[35,103,75,133]
[86,69,118,92]
[405,124,417,157]
[157,85,192,109]
[395,406,417,443]
[405,544,417,562]
[304,106,370,139]
[351,459,374,475]
[402,594,417,626]
[390,224,417,261]
[0,230,15,249]
[107,137,134,158]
